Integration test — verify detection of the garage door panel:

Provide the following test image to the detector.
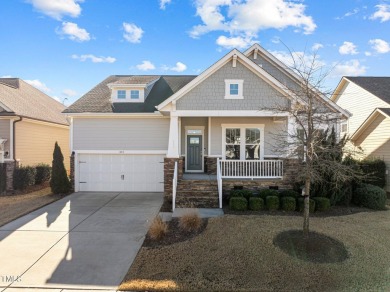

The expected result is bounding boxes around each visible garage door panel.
[78,154,164,192]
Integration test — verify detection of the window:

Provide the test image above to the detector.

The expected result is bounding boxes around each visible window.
[341,123,348,133]
[225,80,243,99]
[230,84,239,95]
[224,126,263,160]
[117,90,126,99]
[130,90,140,99]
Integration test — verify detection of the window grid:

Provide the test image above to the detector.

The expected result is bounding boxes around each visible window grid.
[117,90,126,99]
[130,90,140,99]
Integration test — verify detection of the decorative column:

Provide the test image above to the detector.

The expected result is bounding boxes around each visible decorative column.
[167,115,179,158]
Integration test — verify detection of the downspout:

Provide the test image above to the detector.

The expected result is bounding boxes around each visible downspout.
[12,116,22,161]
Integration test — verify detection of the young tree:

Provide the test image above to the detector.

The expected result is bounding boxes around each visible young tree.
[50,142,71,194]
[269,48,363,236]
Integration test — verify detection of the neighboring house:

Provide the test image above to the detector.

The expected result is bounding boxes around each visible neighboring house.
[332,77,390,192]
[0,78,70,190]
[64,44,349,208]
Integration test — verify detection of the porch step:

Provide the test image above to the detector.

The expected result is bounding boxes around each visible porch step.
[176,190,218,197]
[175,178,219,208]
[177,179,218,192]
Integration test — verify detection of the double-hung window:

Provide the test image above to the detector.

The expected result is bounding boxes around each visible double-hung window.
[130,90,140,100]
[117,90,126,99]
[223,125,264,160]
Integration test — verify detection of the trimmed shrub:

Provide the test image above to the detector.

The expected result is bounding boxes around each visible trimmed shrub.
[353,183,387,210]
[179,211,202,232]
[297,198,315,213]
[13,166,36,190]
[148,216,168,240]
[360,159,387,188]
[35,164,51,184]
[249,197,264,211]
[50,142,71,194]
[229,189,253,200]
[312,197,331,212]
[266,196,279,211]
[259,189,279,200]
[281,196,296,211]
[279,189,300,198]
[229,197,248,211]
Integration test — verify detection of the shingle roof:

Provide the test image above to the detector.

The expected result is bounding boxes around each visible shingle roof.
[64,75,197,113]
[0,78,68,125]
[346,77,390,104]
[379,107,390,117]
[111,76,160,85]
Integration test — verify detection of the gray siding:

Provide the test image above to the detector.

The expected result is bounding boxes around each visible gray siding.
[180,117,208,155]
[0,119,10,154]
[209,117,286,156]
[73,118,169,151]
[176,61,288,110]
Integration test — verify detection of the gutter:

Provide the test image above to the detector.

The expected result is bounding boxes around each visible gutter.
[12,116,22,161]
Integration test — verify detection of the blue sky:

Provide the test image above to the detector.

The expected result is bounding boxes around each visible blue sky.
[1,0,389,105]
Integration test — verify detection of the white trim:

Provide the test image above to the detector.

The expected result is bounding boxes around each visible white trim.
[208,117,211,156]
[0,101,13,112]
[208,155,223,158]
[351,108,390,141]
[65,112,165,118]
[9,119,13,160]
[167,116,180,158]
[171,110,289,117]
[184,126,205,173]
[178,117,182,157]
[75,150,168,155]
[22,118,69,129]
[221,124,265,160]
[224,79,244,99]
[70,117,74,152]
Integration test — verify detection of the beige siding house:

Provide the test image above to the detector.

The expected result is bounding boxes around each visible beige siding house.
[332,77,390,191]
[65,44,349,209]
[0,78,70,189]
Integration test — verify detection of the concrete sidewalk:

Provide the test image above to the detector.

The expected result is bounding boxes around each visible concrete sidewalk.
[0,192,163,291]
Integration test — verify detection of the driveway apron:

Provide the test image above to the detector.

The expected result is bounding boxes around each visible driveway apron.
[0,192,163,291]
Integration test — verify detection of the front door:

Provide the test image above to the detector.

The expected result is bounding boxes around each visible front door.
[187,135,202,171]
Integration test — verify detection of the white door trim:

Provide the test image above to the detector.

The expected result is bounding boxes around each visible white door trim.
[184,126,205,173]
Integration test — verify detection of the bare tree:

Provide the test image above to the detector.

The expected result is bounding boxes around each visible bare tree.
[268,48,364,236]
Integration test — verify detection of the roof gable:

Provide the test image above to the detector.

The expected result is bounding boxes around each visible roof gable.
[351,107,390,141]
[346,77,390,105]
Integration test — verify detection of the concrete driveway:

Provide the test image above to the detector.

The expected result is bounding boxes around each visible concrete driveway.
[0,192,163,291]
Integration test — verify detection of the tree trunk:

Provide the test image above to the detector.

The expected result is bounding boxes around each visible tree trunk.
[303,177,311,237]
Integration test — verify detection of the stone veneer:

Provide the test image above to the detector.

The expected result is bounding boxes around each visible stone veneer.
[4,160,18,191]
[164,157,184,202]
[205,156,218,175]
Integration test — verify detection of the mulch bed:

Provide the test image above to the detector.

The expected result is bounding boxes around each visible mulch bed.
[143,218,208,248]
[3,181,50,196]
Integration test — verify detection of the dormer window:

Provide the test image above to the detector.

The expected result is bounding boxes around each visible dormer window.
[117,90,126,99]
[130,90,140,100]
[225,79,244,99]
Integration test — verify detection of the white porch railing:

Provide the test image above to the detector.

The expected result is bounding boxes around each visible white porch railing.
[172,161,178,212]
[217,158,222,208]
[219,159,283,179]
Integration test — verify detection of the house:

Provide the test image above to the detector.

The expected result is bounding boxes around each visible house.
[331,77,390,192]
[64,44,349,208]
[0,78,70,190]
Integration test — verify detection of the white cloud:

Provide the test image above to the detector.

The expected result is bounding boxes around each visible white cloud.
[311,43,323,51]
[369,38,390,53]
[123,22,144,43]
[270,50,325,69]
[159,0,172,10]
[336,8,359,20]
[190,0,316,40]
[331,60,367,77]
[71,54,116,63]
[365,51,372,56]
[27,0,82,20]
[162,62,187,72]
[59,22,90,42]
[25,79,51,93]
[339,41,358,55]
[136,60,156,71]
[52,96,61,102]
[370,4,390,22]
[1,75,12,78]
[216,35,256,49]
[62,89,77,97]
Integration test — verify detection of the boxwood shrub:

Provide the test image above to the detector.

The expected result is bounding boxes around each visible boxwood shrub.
[266,196,279,211]
[35,164,51,184]
[229,197,248,211]
[312,197,331,212]
[353,183,387,210]
[297,197,315,213]
[259,189,279,200]
[249,197,264,211]
[229,189,253,200]
[279,189,300,198]
[13,166,37,190]
[281,196,296,211]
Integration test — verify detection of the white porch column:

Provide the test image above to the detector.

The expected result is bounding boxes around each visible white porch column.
[167,115,180,158]
[286,114,296,157]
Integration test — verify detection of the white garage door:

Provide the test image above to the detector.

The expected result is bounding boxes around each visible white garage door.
[78,154,164,192]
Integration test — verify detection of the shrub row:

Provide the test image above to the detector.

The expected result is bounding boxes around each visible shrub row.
[229,188,300,201]
[13,164,51,190]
